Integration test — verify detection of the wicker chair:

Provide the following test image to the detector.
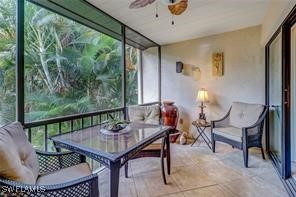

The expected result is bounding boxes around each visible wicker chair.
[0,122,98,197]
[124,104,171,184]
[211,102,268,167]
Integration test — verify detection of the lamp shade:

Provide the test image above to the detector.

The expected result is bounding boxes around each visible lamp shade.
[197,88,209,102]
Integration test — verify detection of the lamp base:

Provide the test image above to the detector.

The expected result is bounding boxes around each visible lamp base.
[198,104,206,121]
[199,113,206,121]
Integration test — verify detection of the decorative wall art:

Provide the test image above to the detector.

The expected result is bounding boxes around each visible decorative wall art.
[212,52,224,76]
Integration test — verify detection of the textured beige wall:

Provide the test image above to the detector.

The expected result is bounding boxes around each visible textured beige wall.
[142,47,159,103]
[261,0,296,45]
[161,26,264,136]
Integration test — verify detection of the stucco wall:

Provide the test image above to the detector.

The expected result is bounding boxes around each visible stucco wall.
[161,26,264,137]
[142,47,159,103]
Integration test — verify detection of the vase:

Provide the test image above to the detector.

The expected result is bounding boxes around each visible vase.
[161,101,179,142]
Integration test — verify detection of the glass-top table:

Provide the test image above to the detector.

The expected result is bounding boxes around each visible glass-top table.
[51,122,171,197]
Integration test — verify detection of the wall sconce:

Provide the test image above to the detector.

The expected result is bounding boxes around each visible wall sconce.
[176,61,183,73]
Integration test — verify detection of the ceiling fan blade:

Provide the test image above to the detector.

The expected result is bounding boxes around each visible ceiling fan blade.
[129,0,156,9]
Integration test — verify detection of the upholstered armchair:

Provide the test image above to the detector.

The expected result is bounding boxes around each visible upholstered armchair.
[125,104,170,184]
[211,102,268,167]
[0,122,98,197]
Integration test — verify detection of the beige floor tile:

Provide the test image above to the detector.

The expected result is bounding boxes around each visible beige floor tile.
[255,169,286,191]
[96,144,287,197]
[220,154,273,178]
[197,160,245,183]
[182,185,235,197]
[221,177,288,197]
[186,148,220,164]
[171,164,217,190]
[159,192,185,197]
[170,148,197,167]
[98,169,137,197]
[133,170,180,197]
[130,157,162,175]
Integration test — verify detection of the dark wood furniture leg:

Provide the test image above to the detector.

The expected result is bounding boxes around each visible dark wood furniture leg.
[124,162,128,178]
[166,133,171,175]
[261,147,265,160]
[123,135,169,184]
[161,137,167,184]
[110,160,121,197]
[211,131,216,153]
[243,134,248,168]
[243,147,248,168]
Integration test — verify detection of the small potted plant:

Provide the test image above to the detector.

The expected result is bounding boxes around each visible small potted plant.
[105,114,129,132]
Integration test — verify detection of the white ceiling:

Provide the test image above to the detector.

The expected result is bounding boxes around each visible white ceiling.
[87,0,271,45]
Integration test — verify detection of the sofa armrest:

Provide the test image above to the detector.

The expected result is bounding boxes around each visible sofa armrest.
[211,107,231,128]
[0,174,98,197]
[36,151,86,175]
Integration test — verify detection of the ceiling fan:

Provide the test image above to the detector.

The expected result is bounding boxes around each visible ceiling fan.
[129,0,188,24]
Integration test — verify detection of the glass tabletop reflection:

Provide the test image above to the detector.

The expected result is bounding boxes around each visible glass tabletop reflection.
[51,122,170,159]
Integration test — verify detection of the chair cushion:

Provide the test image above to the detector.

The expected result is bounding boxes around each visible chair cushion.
[37,163,91,185]
[0,122,39,184]
[229,102,264,128]
[128,105,160,125]
[128,106,146,123]
[213,127,242,142]
[143,143,162,151]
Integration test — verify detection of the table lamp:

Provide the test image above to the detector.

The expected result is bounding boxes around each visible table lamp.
[196,88,209,121]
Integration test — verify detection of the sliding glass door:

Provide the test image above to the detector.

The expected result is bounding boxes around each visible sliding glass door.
[268,31,283,167]
[266,6,296,195]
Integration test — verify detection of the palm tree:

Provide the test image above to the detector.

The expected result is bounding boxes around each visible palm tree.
[0,0,16,125]
[0,0,140,127]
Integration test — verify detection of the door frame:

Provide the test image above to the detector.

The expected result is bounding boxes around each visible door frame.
[265,27,283,176]
[265,26,290,179]
[265,4,296,196]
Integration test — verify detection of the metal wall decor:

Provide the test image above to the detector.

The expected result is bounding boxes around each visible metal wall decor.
[212,52,224,76]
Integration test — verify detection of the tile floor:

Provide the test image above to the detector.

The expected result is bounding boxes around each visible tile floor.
[98,141,288,197]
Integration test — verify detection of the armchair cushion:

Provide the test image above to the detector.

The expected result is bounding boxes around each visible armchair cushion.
[229,102,264,128]
[128,105,160,125]
[143,143,162,151]
[213,127,242,142]
[37,163,91,185]
[0,122,39,185]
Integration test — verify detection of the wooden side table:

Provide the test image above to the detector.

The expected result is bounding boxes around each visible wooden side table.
[191,121,212,150]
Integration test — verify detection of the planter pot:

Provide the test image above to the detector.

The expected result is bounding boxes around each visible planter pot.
[161,101,179,142]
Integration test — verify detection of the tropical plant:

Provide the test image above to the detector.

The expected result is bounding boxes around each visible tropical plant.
[0,0,140,150]
[0,0,16,124]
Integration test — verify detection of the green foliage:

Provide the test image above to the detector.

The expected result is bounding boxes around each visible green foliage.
[0,0,140,150]
[0,0,16,125]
